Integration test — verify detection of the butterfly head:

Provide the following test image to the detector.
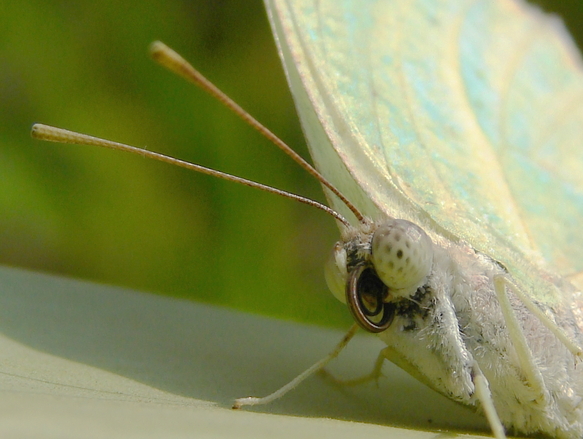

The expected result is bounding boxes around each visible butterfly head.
[325,219,434,333]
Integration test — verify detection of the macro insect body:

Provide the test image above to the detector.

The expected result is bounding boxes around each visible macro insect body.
[32,0,583,438]
[260,0,583,437]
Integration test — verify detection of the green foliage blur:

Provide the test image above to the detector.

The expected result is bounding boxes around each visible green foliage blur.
[0,0,582,328]
[0,0,348,327]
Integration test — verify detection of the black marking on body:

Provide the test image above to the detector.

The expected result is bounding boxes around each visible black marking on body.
[345,238,372,271]
[393,286,433,332]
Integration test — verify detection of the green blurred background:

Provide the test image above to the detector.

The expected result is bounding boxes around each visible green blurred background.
[0,0,582,329]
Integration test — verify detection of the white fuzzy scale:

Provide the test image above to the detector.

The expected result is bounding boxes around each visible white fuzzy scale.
[331,218,583,438]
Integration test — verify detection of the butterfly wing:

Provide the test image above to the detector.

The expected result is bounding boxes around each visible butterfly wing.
[264,0,583,304]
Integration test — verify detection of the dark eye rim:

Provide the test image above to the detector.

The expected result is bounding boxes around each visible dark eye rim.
[346,263,394,333]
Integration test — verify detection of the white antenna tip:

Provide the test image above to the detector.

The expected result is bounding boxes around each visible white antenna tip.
[149,40,167,57]
[31,123,63,142]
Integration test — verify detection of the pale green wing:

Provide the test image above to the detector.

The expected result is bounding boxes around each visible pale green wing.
[264,0,583,304]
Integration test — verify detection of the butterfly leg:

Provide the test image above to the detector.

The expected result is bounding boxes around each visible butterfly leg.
[233,324,358,409]
[319,347,388,387]
[495,275,582,359]
[493,275,546,400]
[472,361,506,439]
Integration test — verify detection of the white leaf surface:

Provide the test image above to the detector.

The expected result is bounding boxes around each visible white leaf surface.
[0,265,491,438]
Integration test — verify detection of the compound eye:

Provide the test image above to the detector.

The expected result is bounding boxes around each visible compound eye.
[324,242,348,304]
[371,220,433,297]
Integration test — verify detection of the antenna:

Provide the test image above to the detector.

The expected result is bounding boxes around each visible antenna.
[31,124,351,227]
[31,41,367,228]
[149,41,364,223]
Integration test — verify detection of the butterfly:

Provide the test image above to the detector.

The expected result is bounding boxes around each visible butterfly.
[255,0,583,438]
[31,0,583,438]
